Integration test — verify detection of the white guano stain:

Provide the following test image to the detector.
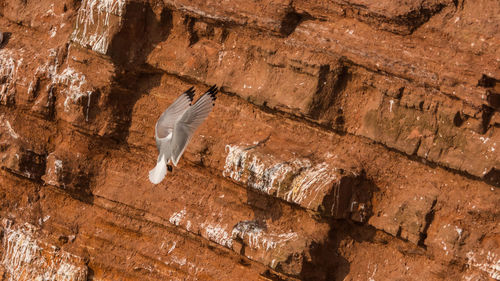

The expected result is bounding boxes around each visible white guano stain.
[231,221,298,252]
[479,137,490,144]
[368,263,377,281]
[54,159,63,173]
[86,91,93,121]
[285,162,337,207]
[223,144,295,194]
[1,223,87,281]
[455,226,463,238]
[46,155,64,186]
[223,144,337,207]
[49,26,58,38]
[0,49,22,103]
[0,115,20,139]
[45,3,56,16]
[223,145,249,181]
[202,224,232,248]
[71,0,126,54]
[217,50,226,65]
[54,68,89,112]
[164,255,205,279]
[440,241,449,255]
[466,250,500,280]
[34,51,92,112]
[169,255,186,267]
[169,208,186,226]
[167,241,176,254]
[4,120,19,139]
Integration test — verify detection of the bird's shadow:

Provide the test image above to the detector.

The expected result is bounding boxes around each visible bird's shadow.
[103,3,174,144]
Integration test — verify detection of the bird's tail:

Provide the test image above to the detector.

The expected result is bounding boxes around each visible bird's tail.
[149,155,167,184]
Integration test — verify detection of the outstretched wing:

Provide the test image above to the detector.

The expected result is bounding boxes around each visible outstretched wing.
[156,87,195,139]
[170,85,218,165]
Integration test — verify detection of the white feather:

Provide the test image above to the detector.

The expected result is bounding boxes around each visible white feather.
[149,154,167,184]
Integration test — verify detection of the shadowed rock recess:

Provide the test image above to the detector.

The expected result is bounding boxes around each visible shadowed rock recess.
[0,0,498,280]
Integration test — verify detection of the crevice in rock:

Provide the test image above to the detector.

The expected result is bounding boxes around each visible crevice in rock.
[0,32,11,48]
[478,74,500,109]
[395,3,448,35]
[308,64,350,123]
[417,199,437,248]
[46,85,56,121]
[320,172,378,222]
[452,0,466,10]
[480,105,494,133]
[279,9,311,37]
[2,166,44,184]
[186,16,199,46]
[86,267,95,281]
[484,168,500,187]
[487,92,500,109]
[478,74,499,88]
[453,111,464,127]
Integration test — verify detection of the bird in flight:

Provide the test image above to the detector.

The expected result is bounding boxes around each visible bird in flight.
[149,85,218,184]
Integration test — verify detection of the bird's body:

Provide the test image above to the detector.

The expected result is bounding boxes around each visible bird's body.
[149,85,218,184]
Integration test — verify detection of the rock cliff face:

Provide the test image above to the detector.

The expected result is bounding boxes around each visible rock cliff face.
[0,0,499,280]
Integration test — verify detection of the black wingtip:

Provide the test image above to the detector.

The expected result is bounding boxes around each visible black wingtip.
[207,84,217,92]
[184,86,195,102]
[206,84,218,102]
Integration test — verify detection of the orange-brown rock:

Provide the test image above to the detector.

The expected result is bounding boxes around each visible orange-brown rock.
[0,0,499,280]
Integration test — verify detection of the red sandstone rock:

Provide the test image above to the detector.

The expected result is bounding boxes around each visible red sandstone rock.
[0,0,499,280]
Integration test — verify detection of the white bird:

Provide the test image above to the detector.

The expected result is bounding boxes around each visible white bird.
[149,85,218,184]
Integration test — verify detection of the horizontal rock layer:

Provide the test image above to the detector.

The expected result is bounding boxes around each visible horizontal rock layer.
[0,0,498,280]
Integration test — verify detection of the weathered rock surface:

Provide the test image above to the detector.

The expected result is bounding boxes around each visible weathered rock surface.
[0,0,499,280]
